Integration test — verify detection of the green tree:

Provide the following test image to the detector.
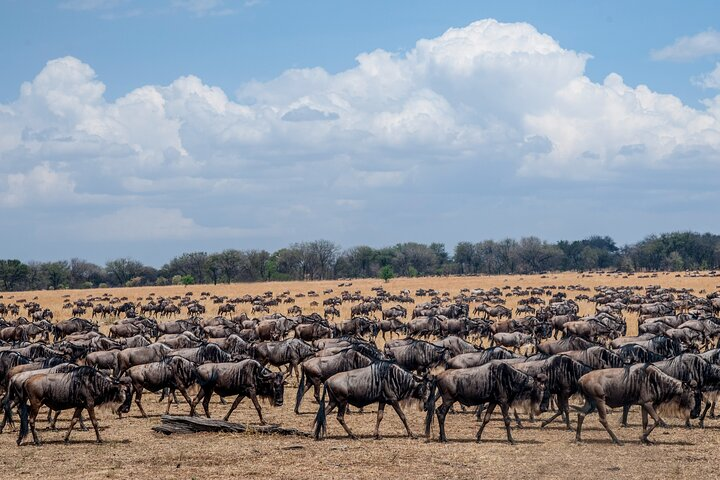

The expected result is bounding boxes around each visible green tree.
[0,259,29,291]
[379,265,394,283]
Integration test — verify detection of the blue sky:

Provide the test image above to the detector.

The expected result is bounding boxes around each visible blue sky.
[1,0,720,265]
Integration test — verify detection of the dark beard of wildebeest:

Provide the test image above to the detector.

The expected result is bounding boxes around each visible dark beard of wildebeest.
[512,355,592,430]
[1,362,76,433]
[251,339,317,379]
[17,366,131,446]
[619,353,720,428]
[426,361,546,444]
[295,349,376,414]
[313,361,432,441]
[190,359,286,424]
[575,363,699,445]
[383,338,451,374]
[123,356,198,417]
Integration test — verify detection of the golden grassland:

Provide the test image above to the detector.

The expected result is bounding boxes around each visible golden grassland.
[2,272,720,480]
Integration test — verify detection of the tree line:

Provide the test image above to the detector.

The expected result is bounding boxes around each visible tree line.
[1,232,719,291]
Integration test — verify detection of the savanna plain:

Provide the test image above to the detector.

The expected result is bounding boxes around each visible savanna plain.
[2,272,720,480]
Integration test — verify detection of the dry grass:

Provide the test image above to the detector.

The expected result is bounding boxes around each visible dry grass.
[3,272,720,480]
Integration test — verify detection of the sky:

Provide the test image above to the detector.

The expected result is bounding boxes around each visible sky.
[1,0,720,266]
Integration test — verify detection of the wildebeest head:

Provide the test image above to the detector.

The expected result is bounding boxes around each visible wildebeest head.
[257,369,286,407]
[116,377,133,414]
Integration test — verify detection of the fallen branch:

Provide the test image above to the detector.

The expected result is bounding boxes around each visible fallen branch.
[152,415,311,437]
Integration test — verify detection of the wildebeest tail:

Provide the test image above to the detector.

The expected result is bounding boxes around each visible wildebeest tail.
[17,399,29,446]
[313,383,327,440]
[295,368,305,413]
[424,379,437,437]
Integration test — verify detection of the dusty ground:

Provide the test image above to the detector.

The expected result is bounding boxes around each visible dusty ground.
[3,272,720,479]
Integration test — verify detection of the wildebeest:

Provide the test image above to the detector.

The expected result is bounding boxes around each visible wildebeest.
[575,364,699,445]
[428,362,546,443]
[446,346,520,369]
[115,343,171,376]
[168,343,232,364]
[251,339,316,378]
[314,361,432,440]
[124,356,197,417]
[538,336,596,355]
[190,359,285,423]
[384,338,451,373]
[492,332,536,352]
[52,317,98,342]
[17,366,131,445]
[295,348,375,414]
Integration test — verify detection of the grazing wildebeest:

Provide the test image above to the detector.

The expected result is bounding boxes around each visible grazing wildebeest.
[17,367,131,445]
[124,356,198,417]
[575,364,699,445]
[428,362,546,444]
[313,361,432,440]
[295,348,375,414]
[85,349,122,373]
[384,339,451,373]
[251,339,317,378]
[190,359,285,423]
[157,332,203,349]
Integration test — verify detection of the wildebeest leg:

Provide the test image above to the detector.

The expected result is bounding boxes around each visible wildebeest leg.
[176,386,193,413]
[374,402,385,439]
[248,391,266,425]
[500,403,515,445]
[135,386,148,417]
[596,400,623,445]
[391,400,416,439]
[63,407,84,444]
[223,394,246,422]
[575,400,596,443]
[699,399,712,428]
[26,400,44,445]
[640,403,660,444]
[513,409,523,428]
[436,400,453,442]
[620,404,630,427]
[336,402,357,440]
[477,403,497,443]
[49,410,60,430]
[86,405,103,443]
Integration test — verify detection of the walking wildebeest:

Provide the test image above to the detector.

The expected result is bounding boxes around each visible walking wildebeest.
[427,362,546,444]
[295,348,375,413]
[190,359,286,424]
[124,356,198,417]
[314,361,432,440]
[575,364,699,445]
[17,366,131,445]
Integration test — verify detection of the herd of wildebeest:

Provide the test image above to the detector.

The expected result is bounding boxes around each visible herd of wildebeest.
[2,280,720,447]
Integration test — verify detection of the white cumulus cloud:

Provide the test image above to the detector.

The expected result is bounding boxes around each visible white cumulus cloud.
[651,29,720,61]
